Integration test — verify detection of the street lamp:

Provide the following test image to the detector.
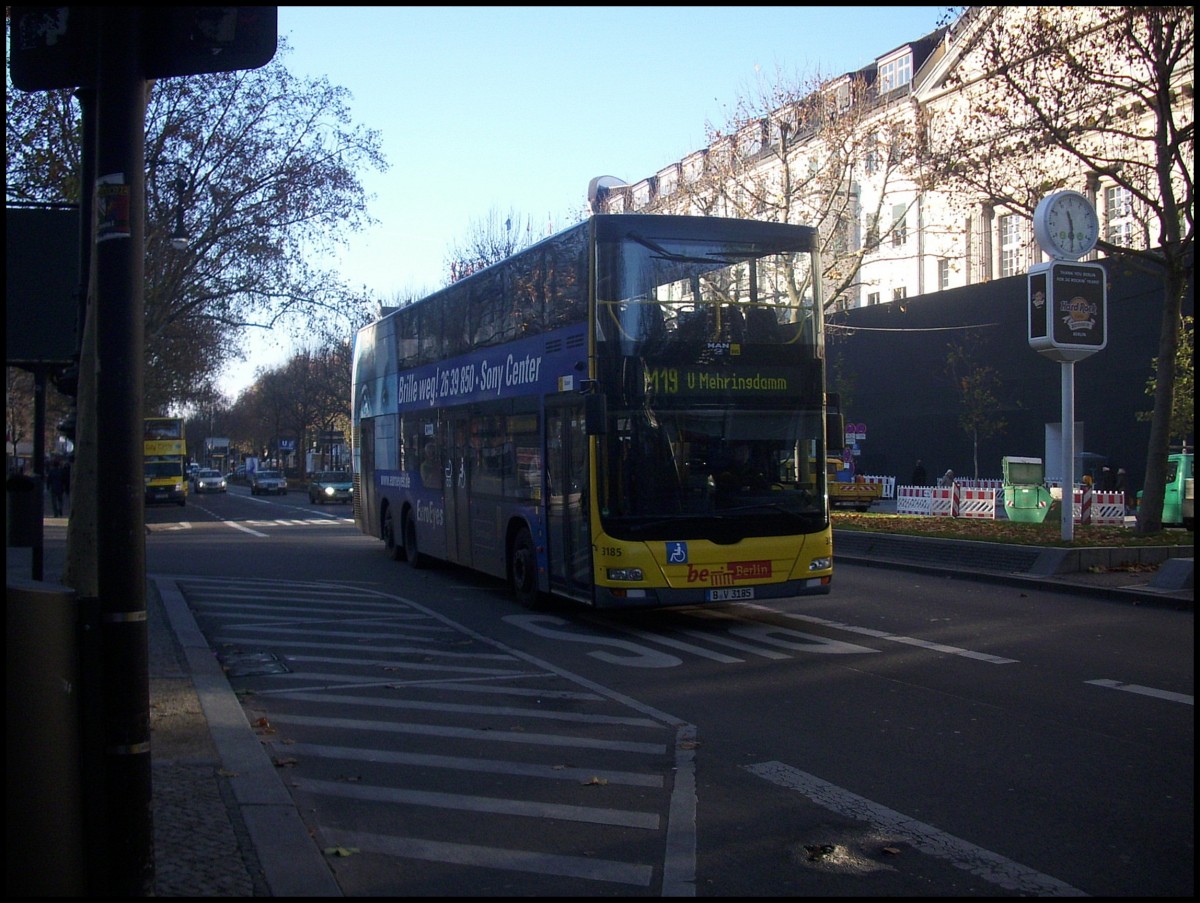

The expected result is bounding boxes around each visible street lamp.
[169,177,189,250]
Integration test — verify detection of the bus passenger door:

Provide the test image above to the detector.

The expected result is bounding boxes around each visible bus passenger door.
[355,423,374,535]
[445,415,472,567]
[546,401,591,600]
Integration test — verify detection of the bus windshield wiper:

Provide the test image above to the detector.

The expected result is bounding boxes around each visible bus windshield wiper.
[625,231,743,267]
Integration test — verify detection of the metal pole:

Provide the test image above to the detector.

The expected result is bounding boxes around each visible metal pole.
[1060,360,1075,541]
[31,366,47,580]
[94,8,152,894]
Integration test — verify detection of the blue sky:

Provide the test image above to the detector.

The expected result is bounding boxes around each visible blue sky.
[226,5,949,393]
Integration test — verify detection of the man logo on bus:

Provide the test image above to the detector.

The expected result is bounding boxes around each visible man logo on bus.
[666,542,688,564]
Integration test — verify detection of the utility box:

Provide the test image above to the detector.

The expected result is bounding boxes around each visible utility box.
[6,473,43,547]
[1002,456,1054,524]
[7,578,85,894]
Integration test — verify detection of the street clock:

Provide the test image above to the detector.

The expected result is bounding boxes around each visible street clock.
[1033,190,1099,260]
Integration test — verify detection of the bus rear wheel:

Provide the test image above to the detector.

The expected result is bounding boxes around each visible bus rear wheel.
[403,511,427,569]
[383,506,405,561]
[509,526,543,609]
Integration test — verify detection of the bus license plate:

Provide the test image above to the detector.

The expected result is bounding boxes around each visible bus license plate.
[707,587,754,601]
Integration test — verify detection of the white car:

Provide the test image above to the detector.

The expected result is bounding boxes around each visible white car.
[192,468,227,494]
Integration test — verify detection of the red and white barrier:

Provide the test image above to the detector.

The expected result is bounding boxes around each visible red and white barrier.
[861,474,896,499]
[896,485,931,515]
[957,487,996,519]
[1088,490,1125,525]
[960,478,1004,492]
[930,485,957,517]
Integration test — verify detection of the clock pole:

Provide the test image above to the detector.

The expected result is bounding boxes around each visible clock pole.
[1028,191,1105,540]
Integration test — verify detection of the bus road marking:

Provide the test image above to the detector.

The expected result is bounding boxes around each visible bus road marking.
[612,621,876,658]
[506,614,878,667]
[503,615,684,668]
[741,605,1019,664]
[744,761,1087,896]
[1086,679,1193,705]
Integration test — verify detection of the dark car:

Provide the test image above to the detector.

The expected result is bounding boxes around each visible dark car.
[192,468,227,494]
[249,469,288,496]
[308,470,353,504]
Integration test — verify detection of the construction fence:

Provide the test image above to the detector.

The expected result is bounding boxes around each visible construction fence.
[892,482,1126,525]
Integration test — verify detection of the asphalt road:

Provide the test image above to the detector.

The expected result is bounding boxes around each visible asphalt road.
[132,483,1193,897]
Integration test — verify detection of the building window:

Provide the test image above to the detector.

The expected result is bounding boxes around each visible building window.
[938,258,951,291]
[999,213,1024,277]
[657,165,678,199]
[831,80,852,114]
[891,204,907,247]
[865,213,880,251]
[892,286,907,302]
[867,292,880,306]
[1105,185,1134,247]
[878,52,913,93]
[862,133,879,175]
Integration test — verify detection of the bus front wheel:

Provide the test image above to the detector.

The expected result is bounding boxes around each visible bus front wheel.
[383,506,405,561]
[509,526,543,609]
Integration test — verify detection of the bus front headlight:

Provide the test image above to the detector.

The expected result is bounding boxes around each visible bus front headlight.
[809,557,832,571]
[606,567,644,582]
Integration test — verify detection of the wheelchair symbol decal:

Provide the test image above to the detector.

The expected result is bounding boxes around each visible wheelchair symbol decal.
[666,541,688,564]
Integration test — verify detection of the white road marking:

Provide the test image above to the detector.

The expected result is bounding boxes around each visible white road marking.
[320,827,654,886]
[1085,679,1193,705]
[295,776,660,828]
[744,761,1087,896]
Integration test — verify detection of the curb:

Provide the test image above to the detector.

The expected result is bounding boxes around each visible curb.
[153,577,343,897]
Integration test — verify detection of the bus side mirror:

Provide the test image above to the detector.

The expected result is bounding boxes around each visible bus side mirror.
[585,394,607,435]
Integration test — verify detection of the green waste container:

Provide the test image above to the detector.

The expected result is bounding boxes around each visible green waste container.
[1002,456,1053,524]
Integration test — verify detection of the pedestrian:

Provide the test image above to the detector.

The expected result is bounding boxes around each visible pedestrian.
[46,456,66,517]
[1100,465,1116,491]
[910,459,927,486]
[938,468,955,487]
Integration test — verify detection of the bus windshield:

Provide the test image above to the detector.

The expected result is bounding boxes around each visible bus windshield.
[593,219,826,542]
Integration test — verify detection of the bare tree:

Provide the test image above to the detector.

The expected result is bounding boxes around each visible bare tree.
[917,6,1194,531]
[946,334,1009,481]
[445,206,550,284]
[5,35,387,414]
[650,65,928,312]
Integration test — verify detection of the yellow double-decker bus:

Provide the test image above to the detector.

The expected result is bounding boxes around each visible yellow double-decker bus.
[352,214,832,609]
[144,416,188,506]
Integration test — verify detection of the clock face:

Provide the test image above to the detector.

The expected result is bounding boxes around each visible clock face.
[1034,190,1099,259]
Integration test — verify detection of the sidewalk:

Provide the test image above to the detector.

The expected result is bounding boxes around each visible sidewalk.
[7,495,338,896]
[6,499,1192,897]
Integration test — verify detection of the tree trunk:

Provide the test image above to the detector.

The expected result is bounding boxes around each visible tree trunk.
[1135,261,1186,533]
